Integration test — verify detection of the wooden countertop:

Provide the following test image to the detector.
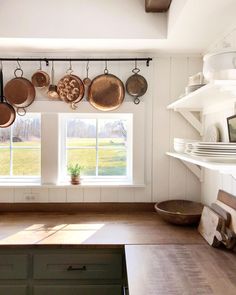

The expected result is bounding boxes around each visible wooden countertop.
[125,244,236,295]
[0,212,203,246]
[0,211,235,294]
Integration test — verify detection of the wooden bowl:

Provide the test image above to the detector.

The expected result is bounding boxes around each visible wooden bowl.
[154,200,203,225]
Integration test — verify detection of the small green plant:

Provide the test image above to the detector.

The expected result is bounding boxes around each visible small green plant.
[67,163,82,177]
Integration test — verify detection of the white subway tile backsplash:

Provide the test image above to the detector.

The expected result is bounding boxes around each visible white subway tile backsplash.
[101,188,118,202]
[84,188,101,202]
[31,188,49,202]
[14,188,31,202]
[118,188,134,202]
[67,188,84,202]
[48,188,66,202]
[0,188,14,202]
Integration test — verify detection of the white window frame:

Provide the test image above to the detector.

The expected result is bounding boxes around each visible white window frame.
[0,113,41,183]
[59,113,133,183]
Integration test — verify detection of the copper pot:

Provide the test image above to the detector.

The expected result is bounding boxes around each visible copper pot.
[0,68,16,128]
[31,70,50,88]
[126,66,148,104]
[4,68,35,115]
[88,68,125,111]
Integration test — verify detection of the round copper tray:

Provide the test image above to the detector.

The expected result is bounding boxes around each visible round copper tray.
[88,73,125,111]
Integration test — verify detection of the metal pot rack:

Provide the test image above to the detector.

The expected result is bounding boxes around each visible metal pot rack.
[0,57,152,67]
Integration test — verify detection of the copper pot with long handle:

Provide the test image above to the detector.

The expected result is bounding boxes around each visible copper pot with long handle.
[0,67,16,128]
[4,66,35,116]
[88,65,125,111]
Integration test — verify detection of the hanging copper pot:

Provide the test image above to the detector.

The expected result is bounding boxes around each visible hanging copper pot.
[0,68,16,128]
[88,64,125,111]
[31,61,50,88]
[4,66,35,116]
[57,61,84,109]
[126,63,148,104]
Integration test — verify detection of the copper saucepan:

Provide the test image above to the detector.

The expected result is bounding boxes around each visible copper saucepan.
[0,68,16,128]
[31,61,50,88]
[88,65,125,111]
[4,66,36,116]
[126,63,148,104]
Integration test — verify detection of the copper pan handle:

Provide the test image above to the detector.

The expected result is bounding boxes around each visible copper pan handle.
[17,107,26,116]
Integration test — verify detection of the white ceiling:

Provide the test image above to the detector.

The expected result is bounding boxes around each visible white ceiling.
[0,0,235,54]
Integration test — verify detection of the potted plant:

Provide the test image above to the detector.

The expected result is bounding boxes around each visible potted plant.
[67,163,82,185]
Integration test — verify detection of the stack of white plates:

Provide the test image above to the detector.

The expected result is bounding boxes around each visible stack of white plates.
[174,138,197,153]
[185,142,236,162]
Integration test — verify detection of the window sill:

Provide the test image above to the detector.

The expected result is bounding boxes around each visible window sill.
[0,182,146,188]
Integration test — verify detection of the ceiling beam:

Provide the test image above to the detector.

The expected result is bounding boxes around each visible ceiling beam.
[145,0,172,12]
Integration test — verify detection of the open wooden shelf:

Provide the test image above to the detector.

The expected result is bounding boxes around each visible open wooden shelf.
[167,152,236,181]
[167,80,236,114]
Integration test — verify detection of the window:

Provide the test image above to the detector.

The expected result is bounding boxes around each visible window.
[60,114,133,182]
[0,114,41,181]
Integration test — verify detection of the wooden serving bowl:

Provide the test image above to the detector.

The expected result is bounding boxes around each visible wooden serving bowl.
[154,200,203,225]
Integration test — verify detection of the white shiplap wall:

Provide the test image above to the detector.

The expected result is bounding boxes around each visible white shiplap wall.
[0,56,202,203]
[201,27,236,205]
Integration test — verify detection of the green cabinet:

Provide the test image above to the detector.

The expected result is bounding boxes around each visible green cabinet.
[0,285,27,295]
[33,285,121,295]
[0,248,123,295]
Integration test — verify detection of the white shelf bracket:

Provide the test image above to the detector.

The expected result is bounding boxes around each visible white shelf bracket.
[177,110,203,136]
[180,160,203,182]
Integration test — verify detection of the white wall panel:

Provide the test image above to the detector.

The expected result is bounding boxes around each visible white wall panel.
[0,188,14,202]
[0,56,203,203]
[67,188,84,202]
[84,188,101,202]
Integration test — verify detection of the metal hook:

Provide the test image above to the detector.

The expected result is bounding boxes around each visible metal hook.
[86,60,90,71]
[0,60,2,70]
[104,60,108,74]
[16,59,22,69]
[135,59,137,69]
[67,59,73,74]
[39,60,42,70]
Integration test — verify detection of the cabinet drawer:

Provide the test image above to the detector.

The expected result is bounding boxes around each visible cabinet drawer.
[33,285,122,295]
[33,253,122,280]
[0,255,28,279]
[0,285,27,295]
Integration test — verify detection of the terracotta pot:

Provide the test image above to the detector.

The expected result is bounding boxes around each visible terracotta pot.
[71,175,80,185]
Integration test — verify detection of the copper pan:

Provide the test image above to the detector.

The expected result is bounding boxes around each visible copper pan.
[126,65,148,104]
[0,68,16,128]
[4,68,35,116]
[57,73,84,109]
[88,68,125,111]
[31,61,50,88]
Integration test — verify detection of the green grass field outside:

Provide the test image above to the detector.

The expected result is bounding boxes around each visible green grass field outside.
[0,138,127,177]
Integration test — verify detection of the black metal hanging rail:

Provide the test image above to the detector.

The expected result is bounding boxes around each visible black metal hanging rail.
[0,57,152,67]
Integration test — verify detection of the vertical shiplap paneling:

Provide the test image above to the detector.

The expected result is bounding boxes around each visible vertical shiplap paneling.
[152,57,171,202]
[185,57,203,202]
[169,57,189,199]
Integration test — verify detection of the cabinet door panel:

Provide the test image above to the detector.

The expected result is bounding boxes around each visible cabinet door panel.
[0,285,27,295]
[0,255,28,279]
[33,253,122,279]
[34,285,122,295]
